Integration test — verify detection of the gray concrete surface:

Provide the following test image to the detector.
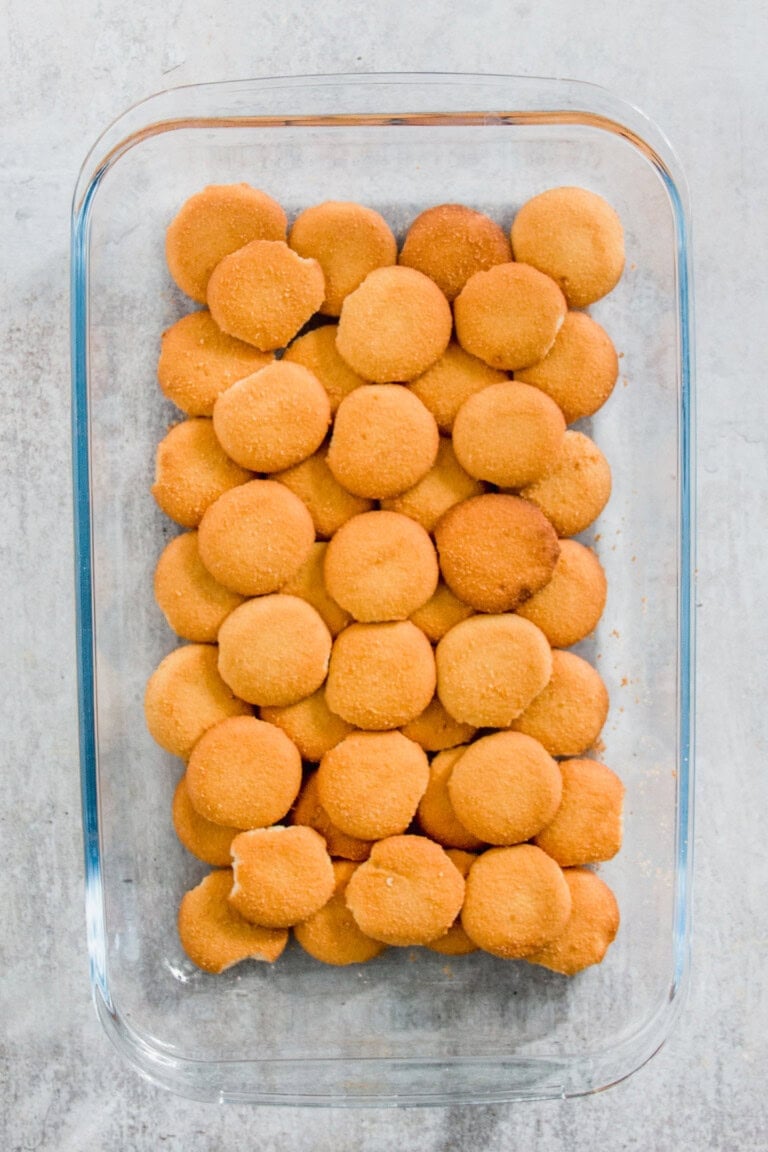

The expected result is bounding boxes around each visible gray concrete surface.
[1,1,767,1148]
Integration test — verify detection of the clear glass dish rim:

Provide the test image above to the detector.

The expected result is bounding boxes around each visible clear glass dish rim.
[70,71,696,1107]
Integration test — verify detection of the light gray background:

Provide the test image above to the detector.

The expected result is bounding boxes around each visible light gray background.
[2,1,766,1149]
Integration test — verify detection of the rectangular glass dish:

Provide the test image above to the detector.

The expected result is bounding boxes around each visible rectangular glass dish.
[71,74,695,1105]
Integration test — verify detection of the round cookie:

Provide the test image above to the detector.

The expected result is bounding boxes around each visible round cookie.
[323,511,438,622]
[290,772,373,862]
[283,324,369,414]
[153,531,245,643]
[461,844,572,959]
[408,342,508,434]
[165,184,287,303]
[454,262,567,371]
[325,621,436,730]
[317,731,429,840]
[345,835,465,946]
[452,381,565,488]
[289,201,397,316]
[410,583,474,644]
[172,775,242,866]
[158,310,274,416]
[425,849,479,956]
[447,731,562,845]
[207,239,325,350]
[515,311,619,424]
[515,539,607,648]
[275,446,373,539]
[336,265,452,382]
[511,650,609,756]
[436,614,552,728]
[401,696,476,753]
[519,430,612,537]
[186,715,302,829]
[399,203,511,301]
[197,479,315,596]
[212,361,330,472]
[178,869,288,973]
[294,860,387,965]
[144,643,251,760]
[416,747,485,852]
[326,384,439,499]
[434,493,560,613]
[380,438,484,533]
[279,543,351,638]
[511,186,625,307]
[261,687,355,762]
[229,825,335,928]
[525,867,621,975]
[217,595,332,707]
[151,418,252,528]
[533,758,625,866]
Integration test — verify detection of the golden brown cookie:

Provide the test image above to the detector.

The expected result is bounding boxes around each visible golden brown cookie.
[415,747,485,852]
[207,239,325,350]
[178,869,288,972]
[185,715,302,829]
[151,418,252,528]
[197,479,315,596]
[511,650,609,756]
[217,594,332,707]
[452,381,565,488]
[425,849,479,956]
[345,835,465,946]
[454,262,567,371]
[279,542,351,637]
[525,867,620,975]
[326,384,439,499]
[212,361,330,472]
[336,265,452,382]
[158,310,274,416]
[261,686,355,763]
[461,844,571,959]
[533,759,625,866]
[144,643,251,760]
[290,772,373,861]
[153,531,245,643]
[436,613,552,728]
[447,731,562,845]
[410,583,475,644]
[325,621,436,730]
[282,324,369,414]
[399,203,511,301]
[293,860,387,965]
[511,186,625,307]
[229,825,335,928]
[515,310,619,424]
[165,184,287,303]
[275,446,373,539]
[172,775,242,866]
[317,731,429,840]
[519,431,612,537]
[289,201,397,316]
[380,438,484,533]
[515,539,607,648]
[323,511,438,622]
[434,493,560,613]
[401,696,476,753]
[408,342,508,434]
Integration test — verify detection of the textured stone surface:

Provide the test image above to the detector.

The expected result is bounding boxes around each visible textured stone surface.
[2,0,767,1148]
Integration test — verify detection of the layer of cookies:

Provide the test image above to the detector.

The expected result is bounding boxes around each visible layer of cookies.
[148,183,625,976]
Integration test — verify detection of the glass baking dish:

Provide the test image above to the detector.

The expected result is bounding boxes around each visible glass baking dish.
[71,73,695,1105]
